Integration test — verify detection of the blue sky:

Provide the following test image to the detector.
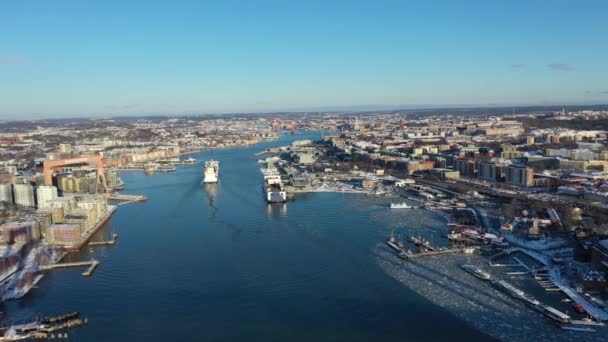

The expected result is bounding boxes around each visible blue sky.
[1,0,607,118]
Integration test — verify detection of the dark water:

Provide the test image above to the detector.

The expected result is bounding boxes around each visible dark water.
[3,132,492,341]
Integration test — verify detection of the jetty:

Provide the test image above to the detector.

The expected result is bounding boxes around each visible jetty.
[408,236,436,251]
[399,247,475,260]
[38,260,99,277]
[89,233,118,246]
[109,194,148,205]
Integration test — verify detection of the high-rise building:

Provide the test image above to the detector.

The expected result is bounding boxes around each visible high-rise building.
[505,166,534,187]
[0,183,12,203]
[13,183,35,207]
[36,185,58,208]
[477,162,497,181]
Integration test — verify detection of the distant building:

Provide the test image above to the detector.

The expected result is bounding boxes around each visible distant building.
[526,136,536,145]
[0,183,12,203]
[36,185,58,208]
[13,183,35,207]
[430,168,460,180]
[59,143,72,154]
[362,177,378,189]
[477,162,497,181]
[505,166,534,187]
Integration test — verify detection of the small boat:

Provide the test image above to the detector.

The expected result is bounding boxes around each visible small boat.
[389,202,414,209]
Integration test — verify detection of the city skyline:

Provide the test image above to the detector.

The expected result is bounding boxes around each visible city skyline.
[2,0,608,118]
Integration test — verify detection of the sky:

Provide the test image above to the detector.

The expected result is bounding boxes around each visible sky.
[1,0,608,119]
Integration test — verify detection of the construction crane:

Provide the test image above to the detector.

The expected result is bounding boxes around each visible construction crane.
[43,155,109,195]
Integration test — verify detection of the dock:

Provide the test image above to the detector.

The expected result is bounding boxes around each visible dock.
[39,260,99,276]
[89,233,118,246]
[408,236,436,251]
[109,194,148,206]
[399,247,474,259]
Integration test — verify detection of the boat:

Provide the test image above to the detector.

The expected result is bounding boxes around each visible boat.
[203,160,219,183]
[265,181,286,203]
[157,165,176,173]
[262,166,286,203]
[182,157,196,164]
[460,264,491,280]
[143,163,157,174]
[389,202,414,209]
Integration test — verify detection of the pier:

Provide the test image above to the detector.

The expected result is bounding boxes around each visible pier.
[399,247,476,260]
[89,233,118,246]
[109,194,148,205]
[408,236,436,251]
[39,260,100,276]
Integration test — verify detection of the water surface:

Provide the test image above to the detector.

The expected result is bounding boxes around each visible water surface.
[4,132,492,341]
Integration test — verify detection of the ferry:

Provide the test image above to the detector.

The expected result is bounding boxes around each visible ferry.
[389,202,414,209]
[460,264,491,280]
[203,160,219,183]
[262,167,286,203]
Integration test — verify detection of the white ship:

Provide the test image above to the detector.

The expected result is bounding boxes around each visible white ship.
[203,160,219,183]
[389,202,414,209]
[261,166,286,203]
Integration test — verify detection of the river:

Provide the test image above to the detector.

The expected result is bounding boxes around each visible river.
[3,132,493,341]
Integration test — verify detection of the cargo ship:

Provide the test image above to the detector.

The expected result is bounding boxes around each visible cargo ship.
[203,160,219,183]
[261,167,286,203]
[460,264,492,280]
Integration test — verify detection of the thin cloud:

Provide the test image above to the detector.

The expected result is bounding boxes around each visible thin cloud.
[585,90,592,94]
[0,53,27,64]
[600,91,608,95]
[510,64,526,68]
[548,63,572,71]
